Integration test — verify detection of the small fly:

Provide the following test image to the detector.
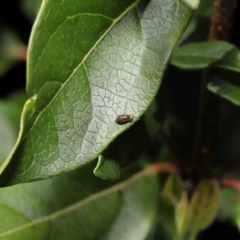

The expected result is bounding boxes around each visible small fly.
[115,114,134,125]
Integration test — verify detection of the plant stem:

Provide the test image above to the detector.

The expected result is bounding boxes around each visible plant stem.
[147,162,178,174]
[209,0,237,41]
[191,0,237,183]
[220,178,240,191]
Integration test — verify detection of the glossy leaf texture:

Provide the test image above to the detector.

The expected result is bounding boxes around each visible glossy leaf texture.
[0,0,193,186]
[171,41,240,72]
[0,167,159,240]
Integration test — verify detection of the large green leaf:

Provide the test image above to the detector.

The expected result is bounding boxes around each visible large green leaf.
[0,0,193,185]
[0,167,159,240]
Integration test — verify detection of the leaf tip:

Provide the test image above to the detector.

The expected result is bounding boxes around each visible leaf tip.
[182,0,200,10]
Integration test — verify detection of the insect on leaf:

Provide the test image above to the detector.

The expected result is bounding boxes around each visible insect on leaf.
[0,0,193,186]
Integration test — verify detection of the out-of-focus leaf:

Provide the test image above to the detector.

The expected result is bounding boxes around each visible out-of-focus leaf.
[20,0,42,21]
[147,216,172,240]
[188,179,220,237]
[183,0,200,10]
[0,167,159,240]
[162,174,184,204]
[208,78,240,106]
[0,30,26,77]
[218,187,240,227]
[94,154,121,180]
[0,106,17,165]
[193,0,214,18]
[175,192,190,237]
[178,0,214,45]
[159,174,184,237]
[0,0,193,186]
[171,41,240,72]
[0,92,27,165]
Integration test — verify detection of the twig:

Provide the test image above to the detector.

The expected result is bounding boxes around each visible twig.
[192,0,237,183]
[209,0,237,41]
[220,178,240,191]
[147,162,178,174]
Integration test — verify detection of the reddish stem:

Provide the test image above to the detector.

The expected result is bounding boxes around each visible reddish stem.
[3,45,27,61]
[147,162,178,174]
[220,178,240,191]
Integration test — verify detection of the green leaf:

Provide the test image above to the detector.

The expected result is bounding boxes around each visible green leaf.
[147,216,172,240]
[159,174,184,236]
[20,0,42,21]
[162,174,184,204]
[188,179,220,237]
[0,167,159,240]
[0,92,27,165]
[93,98,162,180]
[0,0,193,185]
[182,0,200,10]
[94,154,121,180]
[208,78,240,106]
[171,41,240,72]
[178,0,214,45]
[0,29,25,77]
[175,192,190,237]
[193,0,214,18]
[0,106,18,165]
[218,187,240,226]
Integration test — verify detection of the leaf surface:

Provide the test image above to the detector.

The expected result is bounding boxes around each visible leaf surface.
[208,78,240,106]
[188,179,220,237]
[0,0,193,185]
[0,167,159,240]
[93,98,161,180]
[171,41,240,72]
[0,92,26,165]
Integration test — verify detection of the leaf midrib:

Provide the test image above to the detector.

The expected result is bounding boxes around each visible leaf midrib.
[0,168,153,238]
[27,0,141,138]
